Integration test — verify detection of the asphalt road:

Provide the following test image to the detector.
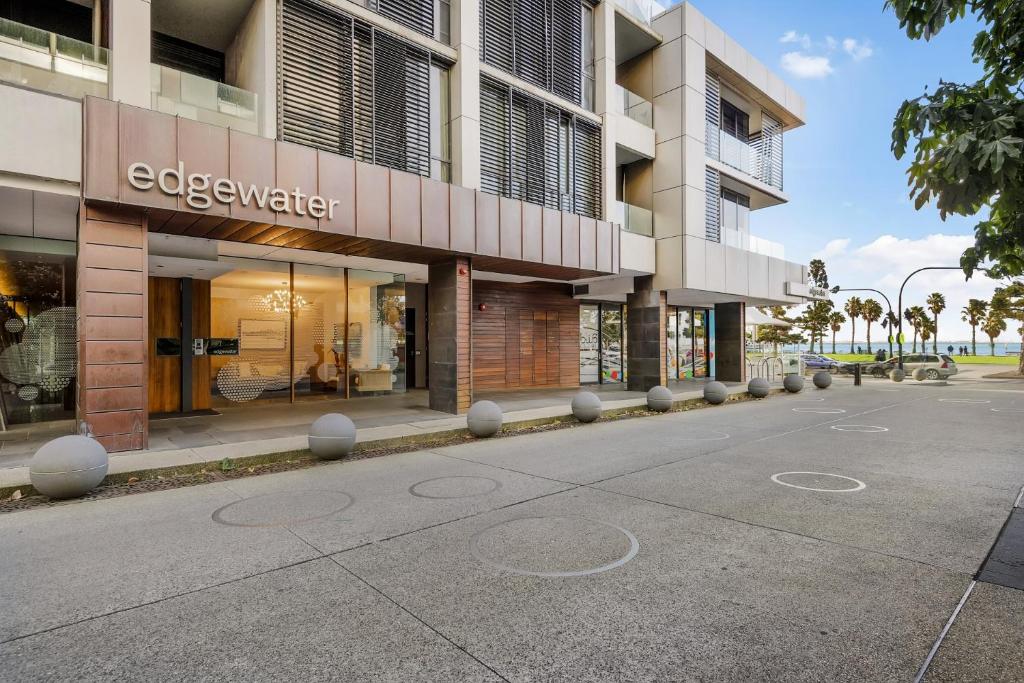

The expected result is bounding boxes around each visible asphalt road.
[1,376,1022,681]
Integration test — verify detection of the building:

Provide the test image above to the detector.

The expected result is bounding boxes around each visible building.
[0,0,812,452]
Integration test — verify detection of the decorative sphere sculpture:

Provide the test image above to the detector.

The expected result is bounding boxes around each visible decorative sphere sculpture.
[912,368,927,382]
[308,413,357,460]
[30,435,108,499]
[703,381,729,405]
[783,374,805,393]
[467,400,503,437]
[747,377,771,398]
[646,385,673,412]
[571,391,602,423]
[812,371,833,389]
[891,368,905,383]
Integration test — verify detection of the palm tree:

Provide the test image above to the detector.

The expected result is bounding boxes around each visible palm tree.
[844,297,863,353]
[861,299,883,354]
[920,315,936,349]
[961,299,988,356]
[926,292,946,353]
[905,306,927,353]
[828,311,846,354]
[981,312,1007,355]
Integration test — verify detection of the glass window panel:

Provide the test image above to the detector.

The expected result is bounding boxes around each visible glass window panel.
[600,305,623,383]
[666,308,678,380]
[0,238,77,425]
[209,259,292,406]
[693,309,708,378]
[348,270,406,395]
[579,303,599,383]
[678,308,693,378]
[293,265,347,398]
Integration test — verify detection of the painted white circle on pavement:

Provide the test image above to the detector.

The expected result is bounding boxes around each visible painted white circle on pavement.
[990,408,1024,413]
[938,398,991,404]
[830,425,889,433]
[792,408,846,414]
[771,471,866,493]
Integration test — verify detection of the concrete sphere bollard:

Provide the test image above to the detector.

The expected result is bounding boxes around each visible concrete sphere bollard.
[571,391,602,423]
[704,381,729,405]
[30,435,108,499]
[646,385,674,412]
[912,368,928,382]
[783,374,805,393]
[747,377,771,398]
[891,368,906,383]
[813,371,833,389]
[308,413,357,460]
[467,400,503,437]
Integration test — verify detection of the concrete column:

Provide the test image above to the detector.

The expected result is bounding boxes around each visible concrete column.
[714,302,746,382]
[626,275,667,391]
[428,257,472,414]
[450,0,481,189]
[595,0,617,221]
[77,204,148,452]
[108,0,151,107]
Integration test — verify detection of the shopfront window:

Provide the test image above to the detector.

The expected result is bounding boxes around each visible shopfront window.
[601,305,624,383]
[693,309,708,378]
[667,307,714,380]
[579,304,599,383]
[0,238,77,426]
[347,270,406,396]
[293,265,347,398]
[579,302,625,384]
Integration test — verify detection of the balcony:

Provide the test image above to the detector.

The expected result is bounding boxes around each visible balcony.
[0,17,107,99]
[614,0,667,25]
[722,227,785,259]
[707,124,784,192]
[613,201,653,237]
[151,64,259,135]
[614,85,652,128]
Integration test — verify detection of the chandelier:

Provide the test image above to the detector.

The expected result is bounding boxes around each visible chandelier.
[260,288,308,314]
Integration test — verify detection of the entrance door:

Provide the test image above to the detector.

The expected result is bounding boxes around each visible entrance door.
[148,277,211,416]
[519,310,559,386]
[405,308,416,389]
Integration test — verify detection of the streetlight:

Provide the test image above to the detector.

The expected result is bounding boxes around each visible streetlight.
[830,286,895,357]
[895,266,966,370]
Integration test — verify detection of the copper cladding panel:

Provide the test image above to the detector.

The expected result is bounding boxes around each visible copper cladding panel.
[275,141,319,230]
[176,117,230,217]
[596,220,613,273]
[522,202,543,263]
[84,97,119,201]
[475,192,499,257]
[579,217,597,271]
[316,152,355,235]
[355,161,390,240]
[499,196,522,260]
[229,129,276,223]
[542,208,562,266]
[389,169,422,245]
[450,185,476,253]
[118,106,177,210]
[421,177,450,249]
[561,212,580,269]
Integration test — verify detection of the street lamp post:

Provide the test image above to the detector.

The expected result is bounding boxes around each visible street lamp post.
[830,286,895,357]
[896,266,965,370]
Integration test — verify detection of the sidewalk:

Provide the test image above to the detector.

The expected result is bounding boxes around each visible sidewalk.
[0,380,752,492]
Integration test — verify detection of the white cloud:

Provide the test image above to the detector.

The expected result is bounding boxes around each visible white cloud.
[842,38,874,61]
[780,30,812,50]
[811,233,1013,344]
[780,52,834,79]
[824,36,838,51]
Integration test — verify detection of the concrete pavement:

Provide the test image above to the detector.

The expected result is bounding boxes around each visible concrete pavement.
[1,378,1022,680]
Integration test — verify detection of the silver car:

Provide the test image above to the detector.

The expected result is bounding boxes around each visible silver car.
[881,353,959,379]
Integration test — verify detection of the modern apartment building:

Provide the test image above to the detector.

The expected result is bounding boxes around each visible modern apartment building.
[0,0,813,452]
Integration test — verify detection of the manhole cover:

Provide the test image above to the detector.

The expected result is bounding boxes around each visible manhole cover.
[211,490,353,528]
[771,472,866,492]
[409,476,502,499]
[470,515,639,577]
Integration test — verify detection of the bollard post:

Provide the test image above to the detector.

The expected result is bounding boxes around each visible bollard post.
[854,362,862,386]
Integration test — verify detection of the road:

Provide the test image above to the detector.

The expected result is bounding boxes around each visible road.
[1,376,1022,681]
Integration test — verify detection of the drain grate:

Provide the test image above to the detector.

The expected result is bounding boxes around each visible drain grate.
[977,508,1024,590]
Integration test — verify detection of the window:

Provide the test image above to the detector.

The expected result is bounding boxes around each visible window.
[481,0,595,107]
[579,302,625,383]
[360,0,439,39]
[281,0,451,181]
[479,77,603,219]
[721,99,749,141]
[720,188,750,245]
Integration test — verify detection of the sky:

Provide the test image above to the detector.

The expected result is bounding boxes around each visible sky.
[683,0,1013,342]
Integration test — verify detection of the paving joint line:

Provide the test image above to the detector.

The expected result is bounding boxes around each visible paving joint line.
[913,580,976,683]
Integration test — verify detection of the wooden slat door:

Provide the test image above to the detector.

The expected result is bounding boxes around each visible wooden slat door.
[148,277,181,414]
[519,311,534,386]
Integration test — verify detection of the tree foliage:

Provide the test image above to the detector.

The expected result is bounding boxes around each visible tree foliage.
[888,0,1024,278]
[991,281,1024,372]
[861,299,884,353]
[961,297,989,354]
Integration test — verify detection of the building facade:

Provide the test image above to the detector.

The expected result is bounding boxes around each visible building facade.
[0,0,811,451]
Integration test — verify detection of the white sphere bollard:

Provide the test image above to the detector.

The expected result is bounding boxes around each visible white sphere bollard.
[467,400,503,437]
[646,385,673,412]
[813,371,833,389]
[783,374,805,393]
[891,368,906,383]
[912,368,927,382]
[308,413,357,460]
[704,381,729,405]
[747,377,771,398]
[571,391,602,423]
[30,435,108,499]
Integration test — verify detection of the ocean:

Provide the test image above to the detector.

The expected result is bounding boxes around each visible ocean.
[784,341,1022,355]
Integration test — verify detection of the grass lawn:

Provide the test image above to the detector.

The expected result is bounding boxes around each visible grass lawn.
[826,352,1020,366]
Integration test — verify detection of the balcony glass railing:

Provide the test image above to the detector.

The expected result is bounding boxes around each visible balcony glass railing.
[722,227,785,259]
[0,17,107,98]
[613,201,653,237]
[614,85,653,128]
[707,122,784,191]
[614,0,667,25]
[151,64,259,135]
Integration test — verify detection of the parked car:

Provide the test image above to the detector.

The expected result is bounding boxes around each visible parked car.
[800,353,843,372]
[861,353,958,379]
